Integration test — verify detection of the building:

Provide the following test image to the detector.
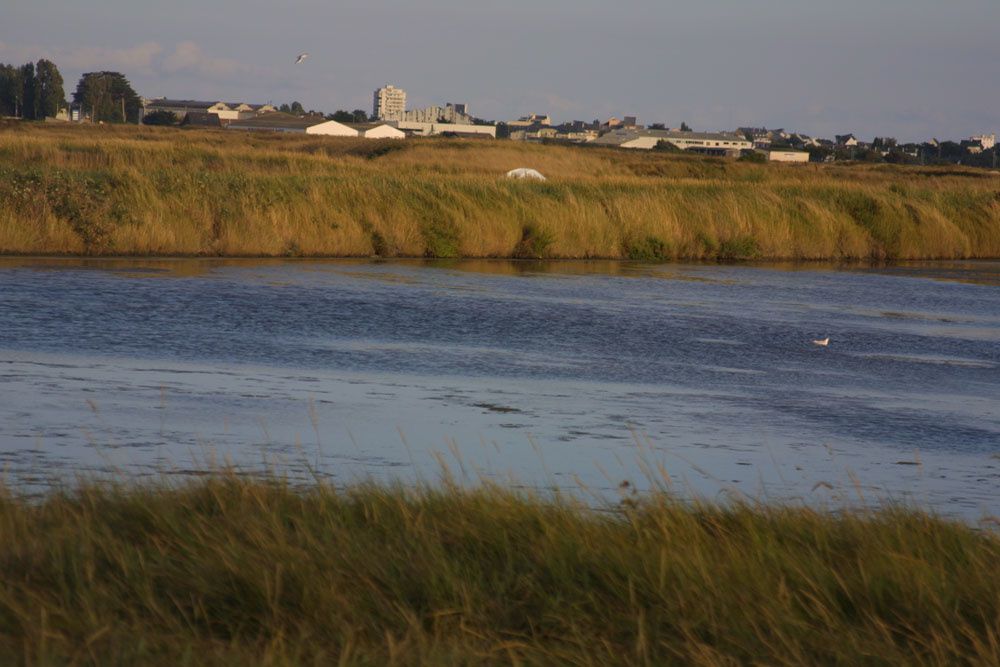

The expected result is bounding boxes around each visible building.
[140,99,276,123]
[347,123,406,139]
[402,103,473,124]
[970,134,996,150]
[226,113,358,136]
[592,129,752,156]
[835,134,859,147]
[396,121,496,138]
[373,85,407,121]
[764,149,810,163]
[508,114,552,128]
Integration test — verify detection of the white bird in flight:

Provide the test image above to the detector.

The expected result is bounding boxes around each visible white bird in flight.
[294,53,309,64]
[812,337,830,347]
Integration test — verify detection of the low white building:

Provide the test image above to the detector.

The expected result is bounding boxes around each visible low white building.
[766,149,810,163]
[348,123,406,139]
[592,129,751,155]
[226,113,358,136]
[397,121,496,138]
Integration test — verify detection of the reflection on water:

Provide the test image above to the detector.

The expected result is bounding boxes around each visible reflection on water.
[0,258,998,519]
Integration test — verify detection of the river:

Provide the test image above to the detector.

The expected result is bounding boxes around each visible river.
[1,258,998,519]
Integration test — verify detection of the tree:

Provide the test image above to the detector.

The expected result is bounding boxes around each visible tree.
[738,150,767,163]
[680,121,692,132]
[279,103,291,113]
[0,64,23,117]
[328,109,353,122]
[33,59,65,119]
[142,110,178,126]
[19,62,36,119]
[289,101,304,115]
[73,72,140,123]
[653,140,681,153]
[351,109,368,123]
[872,137,897,150]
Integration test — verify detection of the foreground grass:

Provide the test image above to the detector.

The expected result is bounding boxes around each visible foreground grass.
[0,476,997,665]
[1,122,1000,260]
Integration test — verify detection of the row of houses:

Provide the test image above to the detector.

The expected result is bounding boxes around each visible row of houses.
[142,99,277,121]
[227,113,405,139]
[141,98,409,139]
[143,92,993,161]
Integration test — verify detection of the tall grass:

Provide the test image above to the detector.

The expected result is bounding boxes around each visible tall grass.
[0,474,996,664]
[2,122,1000,259]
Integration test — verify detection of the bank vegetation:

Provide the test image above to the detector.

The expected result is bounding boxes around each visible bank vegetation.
[0,474,998,664]
[2,122,1000,260]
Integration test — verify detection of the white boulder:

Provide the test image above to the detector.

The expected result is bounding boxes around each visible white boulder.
[505,168,547,181]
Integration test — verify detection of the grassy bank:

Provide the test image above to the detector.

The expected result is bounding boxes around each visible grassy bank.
[0,475,997,664]
[2,122,1000,259]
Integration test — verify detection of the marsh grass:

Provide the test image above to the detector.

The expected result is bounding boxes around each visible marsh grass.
[2,123,1000,259]
[0,472,997,665]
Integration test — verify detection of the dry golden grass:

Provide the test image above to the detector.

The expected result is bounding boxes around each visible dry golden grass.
[0,473,997,665]
[2,121,999,259]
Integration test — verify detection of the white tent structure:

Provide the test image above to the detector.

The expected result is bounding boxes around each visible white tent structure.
[505,168,546,181]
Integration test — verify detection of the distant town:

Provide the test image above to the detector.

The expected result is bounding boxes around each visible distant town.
[2,59,998,168]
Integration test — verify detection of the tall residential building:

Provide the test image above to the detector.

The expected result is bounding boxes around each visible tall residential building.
[373,85,407,121]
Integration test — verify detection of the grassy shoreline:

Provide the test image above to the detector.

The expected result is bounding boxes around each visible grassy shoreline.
[0,474,997,664]
[2,123,1000,260]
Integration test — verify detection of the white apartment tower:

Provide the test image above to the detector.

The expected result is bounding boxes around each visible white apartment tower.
[373,85,407,121]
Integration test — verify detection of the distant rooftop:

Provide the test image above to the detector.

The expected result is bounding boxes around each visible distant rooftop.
[227,112,331,130]
[593,129,747,145]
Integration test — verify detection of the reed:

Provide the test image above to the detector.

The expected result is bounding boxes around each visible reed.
[0,473,996,665]
[2,122,1000,259]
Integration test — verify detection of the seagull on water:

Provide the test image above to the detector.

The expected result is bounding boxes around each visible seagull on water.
[294,53,309,64]
[812,337,830,347]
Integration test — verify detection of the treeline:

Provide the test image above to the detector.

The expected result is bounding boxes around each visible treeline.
[74,71,141,124]
[0,59,65,119]
[0,60,141,124]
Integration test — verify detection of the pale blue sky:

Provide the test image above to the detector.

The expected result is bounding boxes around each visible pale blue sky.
[3,0,998,141]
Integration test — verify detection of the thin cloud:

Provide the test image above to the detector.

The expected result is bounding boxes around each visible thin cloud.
[0,41,164,75]
[1,40,270,81]
[162,41,245,78]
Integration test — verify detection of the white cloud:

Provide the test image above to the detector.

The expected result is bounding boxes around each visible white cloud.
[0,41,165,75]
[66,42,164,74]
[162,41,245,78]
[1,39,264,82]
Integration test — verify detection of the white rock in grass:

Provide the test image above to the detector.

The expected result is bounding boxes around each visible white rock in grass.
[505,168,546,181]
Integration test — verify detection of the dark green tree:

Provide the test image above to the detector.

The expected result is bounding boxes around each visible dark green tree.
[289,100,304,115]
[33,59,65,119]
[0,64,23,117]
[74,71,140,123]
[19,62,36,119]
[680,121,692,132]
[141,110,178,126]
[351,109,368,123]
[279,103,291,113]
[328,109,353,122]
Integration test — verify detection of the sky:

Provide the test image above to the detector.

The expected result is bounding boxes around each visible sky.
[3,0,999,142]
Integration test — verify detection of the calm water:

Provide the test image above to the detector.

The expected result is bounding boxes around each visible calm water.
[1,258,998,518]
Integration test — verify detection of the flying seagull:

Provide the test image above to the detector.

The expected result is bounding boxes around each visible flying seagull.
[294,53,309,64]
[812,337,830,346]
